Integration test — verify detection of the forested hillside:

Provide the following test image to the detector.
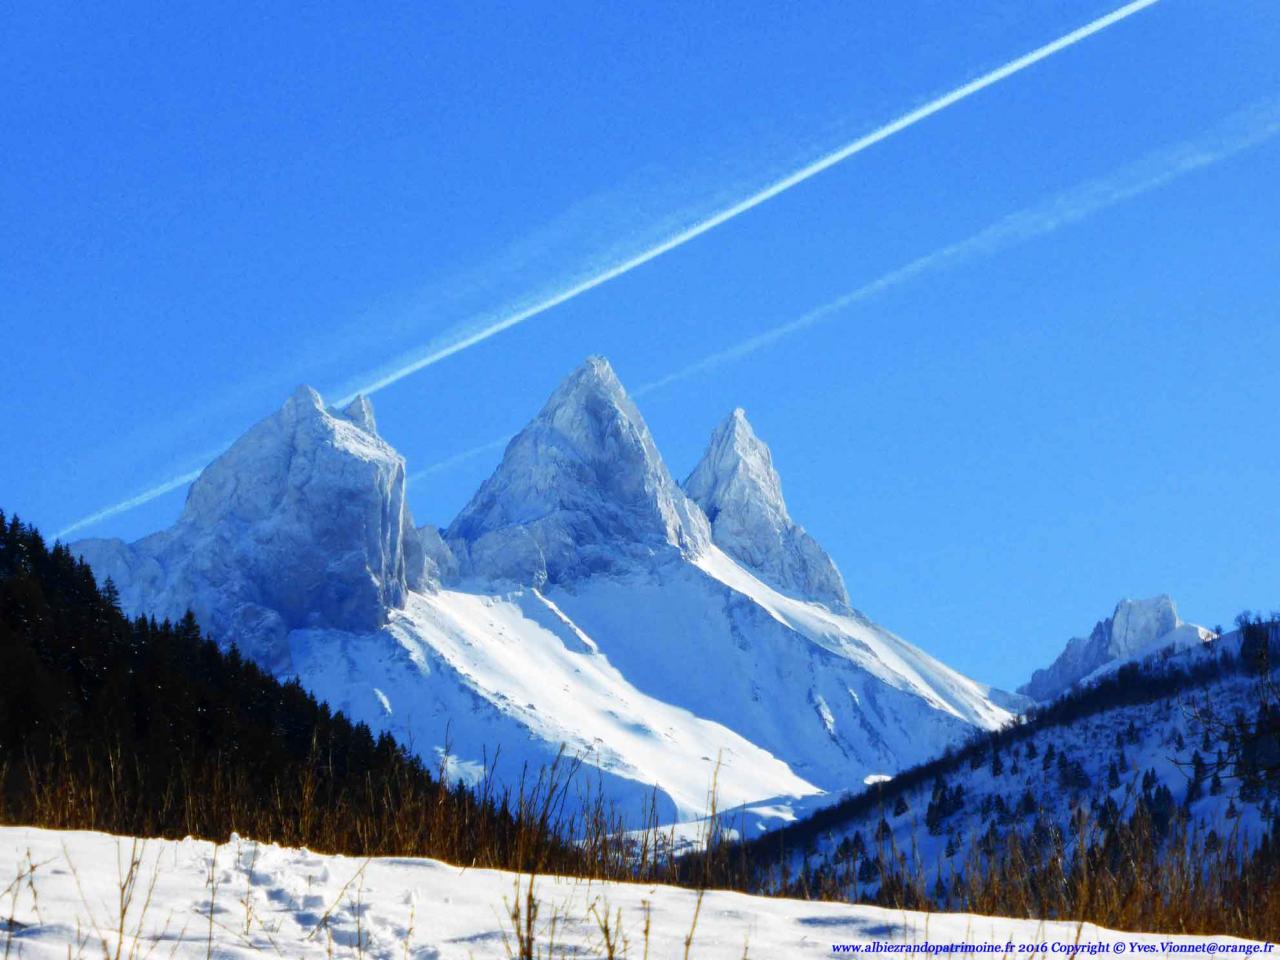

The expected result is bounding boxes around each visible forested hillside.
[710,615,1280,937]
[0,510,638,877]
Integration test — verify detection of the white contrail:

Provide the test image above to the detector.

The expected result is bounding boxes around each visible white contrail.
[341,0,1161,403]
[410,95,1280,482]
[635,96,1280,397]
[54,0,1164,539]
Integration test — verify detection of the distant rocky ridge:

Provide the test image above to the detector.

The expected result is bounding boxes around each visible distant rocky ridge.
[1019,595,1213,702]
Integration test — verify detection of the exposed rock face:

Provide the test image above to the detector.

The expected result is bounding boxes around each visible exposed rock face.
[446,356,710,585]
[1019,596,1191,702]
[73,387,423,671]
[683,408,850,611]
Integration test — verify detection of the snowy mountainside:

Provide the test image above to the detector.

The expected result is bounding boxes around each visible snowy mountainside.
[289,541,1014,827]
[760,622,1280,900]
[72,356,1019,829]
[2,826,1255,959]
[292,587,820,821]
[1020,595,1213,702]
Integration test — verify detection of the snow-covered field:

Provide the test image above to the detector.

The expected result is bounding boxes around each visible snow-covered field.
[0,827,1262,958]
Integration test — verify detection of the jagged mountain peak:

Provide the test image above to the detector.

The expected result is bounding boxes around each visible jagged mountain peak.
[446,356,710,586]
[684,409,849,611]
[183,387,395,524]
[277,385,378,438]
[338,394,379,435]
[73,385,424,671]
[562,353,622,392]
[686,407,787,524]
[287,383,324,410]
[535,355,647,456]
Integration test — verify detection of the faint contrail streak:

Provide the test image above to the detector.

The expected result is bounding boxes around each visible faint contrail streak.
[56,470,201,540]
[634,95,1280,396]
[406,437,510,488]
[342,0,1161,403]
[55,0,1163,538]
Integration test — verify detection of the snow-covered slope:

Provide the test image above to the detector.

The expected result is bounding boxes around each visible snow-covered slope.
[293,587,821,821]
[72,357,1019,829]
[286,544,1014,826]
[0,826,1256,958]
[73,388,424,672]
[684,408,849,610]
[1020,596,1212,702]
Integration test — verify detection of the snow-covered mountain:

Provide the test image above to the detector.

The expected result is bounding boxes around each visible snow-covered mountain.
[72,356,1019,827]
[1019,595,1213,702]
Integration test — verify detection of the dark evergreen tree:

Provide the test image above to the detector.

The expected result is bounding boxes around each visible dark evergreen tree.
[1019,789,1036,817]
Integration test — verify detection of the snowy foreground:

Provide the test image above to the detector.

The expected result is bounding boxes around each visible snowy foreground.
[0,827,1266,958]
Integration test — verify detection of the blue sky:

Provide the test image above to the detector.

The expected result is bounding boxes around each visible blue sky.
[3,1,1278,690]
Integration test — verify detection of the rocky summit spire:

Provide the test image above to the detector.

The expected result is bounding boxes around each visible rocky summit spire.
[73,385,425,671]
[447,356,710,585]
[338,394,379,435]
[1019,596,1195,702]
[684,408,849,611]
